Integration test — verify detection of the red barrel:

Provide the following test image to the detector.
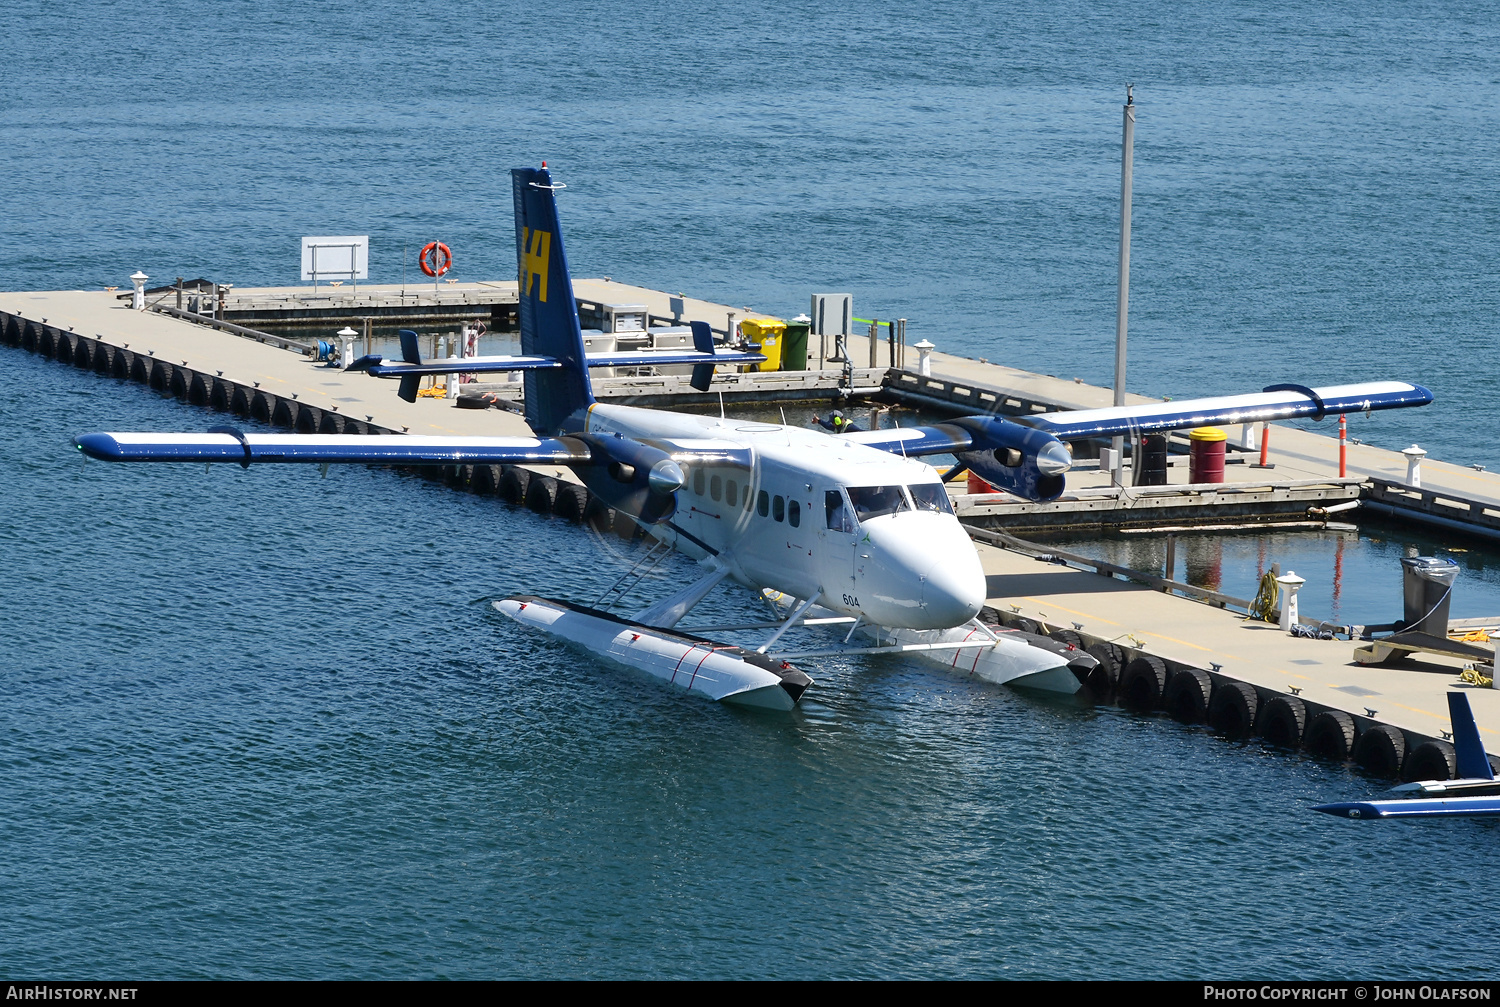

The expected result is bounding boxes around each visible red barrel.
[1189,427,1227,484]
[968,472,997,494]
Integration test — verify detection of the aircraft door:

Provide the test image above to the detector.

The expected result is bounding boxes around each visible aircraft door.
[820,488,858,599]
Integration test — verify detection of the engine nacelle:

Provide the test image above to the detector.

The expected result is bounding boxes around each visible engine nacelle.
[578,433,684,524]
[950,416,1072,501]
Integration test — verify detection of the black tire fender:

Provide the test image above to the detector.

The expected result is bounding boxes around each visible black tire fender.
[1209,680,1259,739]
[1353,723,1407,778]
[584,495,615,534]
[1403,740,1457,783]
[1049,629,1084,650]
[1305,710,1356,761]
[1164,668,1212,723]
[1258,695,1308,747]
[499,467,531,506]
[1083,643,1120,699]
[553,483,590,523]
[270,397,297,428]
[525,475,558,514]
[1121,655,1168,710]
[471,464,502,495]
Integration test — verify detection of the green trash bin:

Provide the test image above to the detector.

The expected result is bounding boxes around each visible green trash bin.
[781,322,809,371]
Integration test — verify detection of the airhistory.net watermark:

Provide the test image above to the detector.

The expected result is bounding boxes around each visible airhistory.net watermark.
[5,989,138,1001]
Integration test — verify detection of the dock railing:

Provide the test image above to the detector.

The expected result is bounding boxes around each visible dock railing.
[1363,477,1500,542]
[965,524,1348,635]
[150,303,315,354]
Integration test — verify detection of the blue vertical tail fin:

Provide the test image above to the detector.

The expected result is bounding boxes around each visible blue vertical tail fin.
[513,165,594,434]
[1448,692,1495,780]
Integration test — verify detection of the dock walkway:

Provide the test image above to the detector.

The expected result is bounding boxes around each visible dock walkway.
[972,535,1498,770]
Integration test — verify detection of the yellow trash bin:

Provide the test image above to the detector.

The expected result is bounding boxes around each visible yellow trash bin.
[740,317,786,372]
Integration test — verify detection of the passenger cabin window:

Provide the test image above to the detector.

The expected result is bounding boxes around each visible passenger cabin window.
[773,495,785,522]
[758,490,770,517]
[847,485,910,521]
[789,500,801,527]
[825,490,855,533]
[693,467,706,496]
[908,483,954,515]
[726,480,738,507]
[710,474,722,502]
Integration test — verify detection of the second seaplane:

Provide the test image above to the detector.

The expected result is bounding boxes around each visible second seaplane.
[74,165,1435,710]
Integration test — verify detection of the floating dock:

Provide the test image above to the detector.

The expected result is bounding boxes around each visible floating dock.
[6,280,1498,782]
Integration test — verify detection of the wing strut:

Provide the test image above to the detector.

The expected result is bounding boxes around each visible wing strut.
[632,567,731,629]
[757,592,823,654]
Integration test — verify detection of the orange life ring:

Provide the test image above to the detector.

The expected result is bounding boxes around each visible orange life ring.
[419,241,452,278]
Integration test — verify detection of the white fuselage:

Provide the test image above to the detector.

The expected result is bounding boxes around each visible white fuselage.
[586,403,987,630]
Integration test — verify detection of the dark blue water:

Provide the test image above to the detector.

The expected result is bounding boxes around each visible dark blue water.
[5,1,1500,979]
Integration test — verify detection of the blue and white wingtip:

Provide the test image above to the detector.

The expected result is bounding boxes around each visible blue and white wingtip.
[1312,801,1386,820]
[1313,795,1500,819]
[73,432,123,460]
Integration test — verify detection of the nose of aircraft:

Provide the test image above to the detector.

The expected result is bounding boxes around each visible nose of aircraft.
[860,516,986,629]
[919,538,986,627]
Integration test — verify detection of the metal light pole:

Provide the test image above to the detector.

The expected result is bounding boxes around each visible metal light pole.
[1111,85,1135,485]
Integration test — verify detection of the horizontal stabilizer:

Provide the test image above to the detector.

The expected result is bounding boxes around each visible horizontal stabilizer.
[359,348,765,380]
[75,430,592,466]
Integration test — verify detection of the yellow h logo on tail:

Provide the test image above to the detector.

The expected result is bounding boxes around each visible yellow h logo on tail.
[521,227,551,302]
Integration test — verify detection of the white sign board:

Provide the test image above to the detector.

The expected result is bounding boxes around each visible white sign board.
[301,235,369,281]
[810,293,852,336]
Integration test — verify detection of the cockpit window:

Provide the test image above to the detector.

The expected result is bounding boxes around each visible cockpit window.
[908,483,954,515]
[826,490,855,533]
[847,485,910,521]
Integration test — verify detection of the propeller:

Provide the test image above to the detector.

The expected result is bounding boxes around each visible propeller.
[578,433,684,525]
[949,415,1072,501]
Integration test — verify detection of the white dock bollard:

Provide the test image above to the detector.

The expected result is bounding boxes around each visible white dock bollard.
[337,326,358,369]
[1238,422,1258,451]
[446,353,459,399]
[914,339,935,377]
[129,271,149,311]
[1402,444,1426,488]
[1276,570,1306,632]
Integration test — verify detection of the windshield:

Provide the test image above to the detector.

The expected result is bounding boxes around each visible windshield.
[847,485,910,521]
[908,483,954,515]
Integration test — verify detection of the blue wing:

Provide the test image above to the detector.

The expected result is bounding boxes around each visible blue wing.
[73,429,758,471]
[1025,381,1433,441]
[74,430,592,466]
[845,380,1433,457]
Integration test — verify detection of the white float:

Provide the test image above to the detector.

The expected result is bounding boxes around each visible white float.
[494,596,811,710]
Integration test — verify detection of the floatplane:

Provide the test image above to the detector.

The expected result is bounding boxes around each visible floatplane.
[1313,693,1500,820]
[74,165,1435,711]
